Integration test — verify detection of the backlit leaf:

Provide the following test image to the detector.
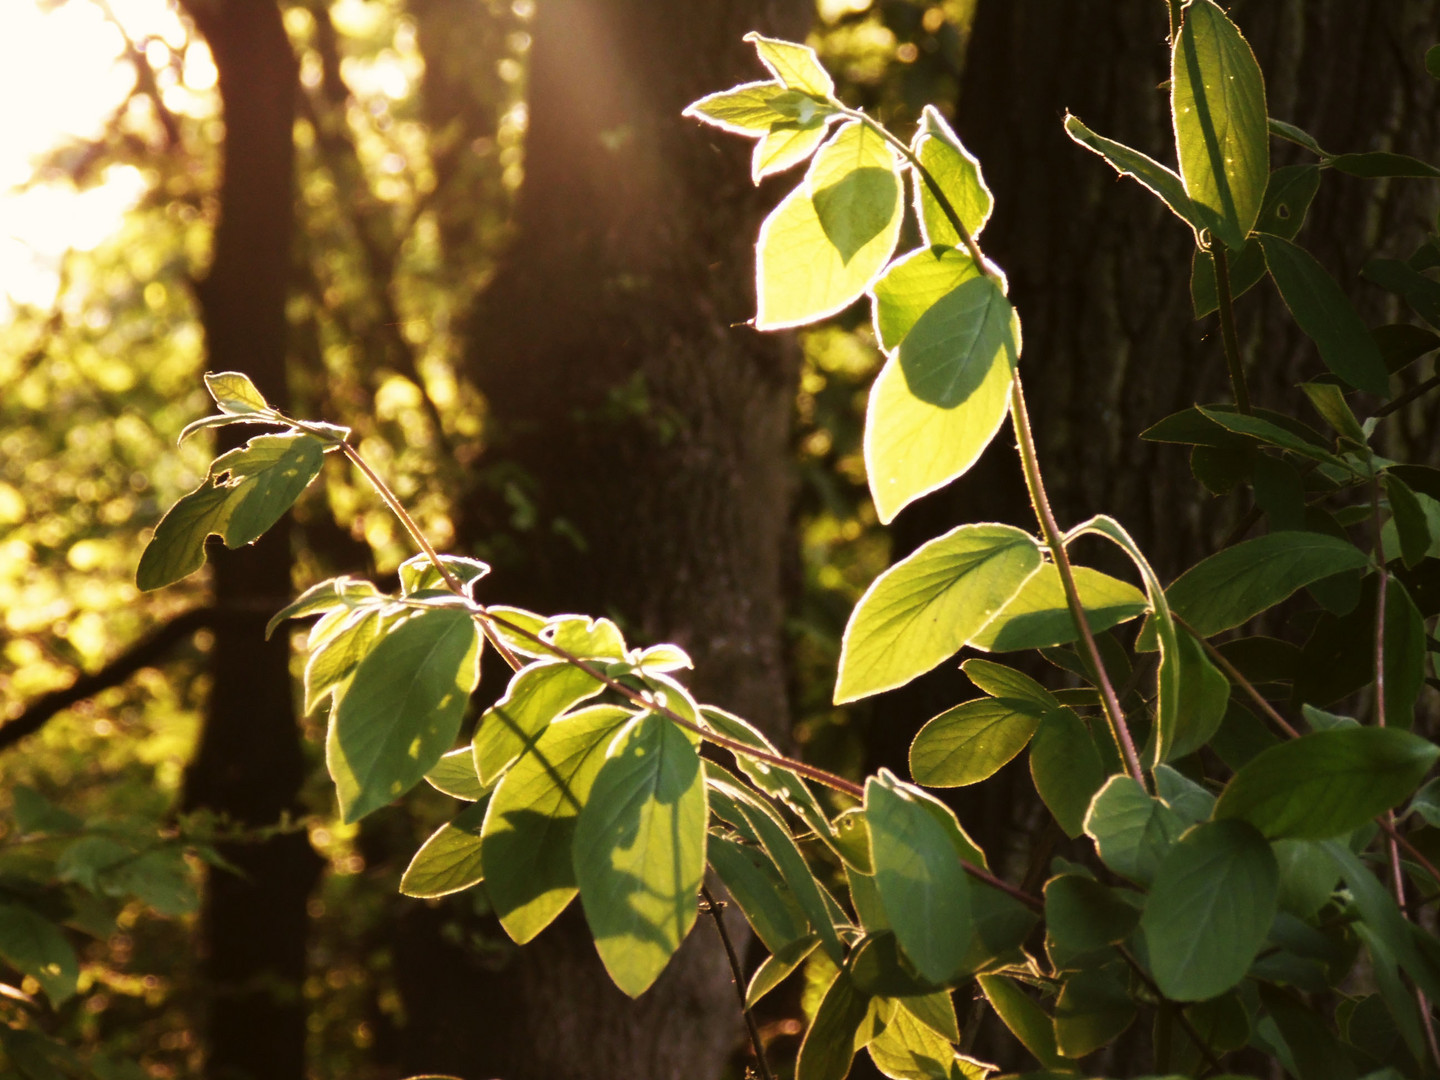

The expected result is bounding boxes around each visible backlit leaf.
[472,660,606,784]
[1063,113,1202,234]
[909,697,1043,788]
[869,245,983,352]
[977,975,1067,1070]
[327,608,481,823]
[756,120,902,329]
[745,32,834,98]
[204,370,270,414]
[1172,0,1268,249]
[399,800,489,899]
[864,277,1020,522]
[1030,707,1106,838]
[835,522,1042,703]
[1083,776,1184,886]
[797,968,871,1080]
[573,712,707,997]
[912,105,992,247]
[968,565,1147,653]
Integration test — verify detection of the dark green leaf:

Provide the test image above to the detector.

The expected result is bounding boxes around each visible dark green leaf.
[135,482,233,591]
[866,771,973,985]
[977,975,1067,1070]
[969,564,1147,653]
[1084,776,1184,886]
[1363,258,1440,330]
[1384,579,1426,727]
[1166,531,1370,638]
[1373,323,1440,373]
[1044,874,1141,970]
[796,968,871,1080]
[1385,473,1432,569]
[910,697,1042,788]
[1274,839,1339,920]
[483,705,631,943]
[835,523,1042,702]
[1054,964,1137,1058]
[1165,628,1231,760]
[0,900,77,1005]
[709,834,810,955]
[1214,727,1439,839]
[1194,404,1345,466]
[327,608,482,823]
[1268,117,1327,156]
[214,432,327,547]
[1428,44,1440,80]
[1259,234,1390,394]
[1326,841,1440,1004]
[1328,152,1440,179]
[1172,0,1268,249]
[399,800,489,899]
[1030,707,1106,838]
[472,659,606,784]
[1141,820,1278,1001]
[573,712,707,997]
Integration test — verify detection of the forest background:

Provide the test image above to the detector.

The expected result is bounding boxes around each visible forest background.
[2,1,1439,1079]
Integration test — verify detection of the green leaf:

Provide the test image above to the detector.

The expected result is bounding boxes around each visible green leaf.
[968,564,1148,653]
[1172,0,1268,249]
[708,834,810,954]
[835,523,1042,703]
[708,770,845,961]
[483,605,552,659]
[397,553,490,596]
[1327,152,1440,179]
[796,968,871,1080]
[1273,839,1339,920]
[1363,257,1440,330]
[912,105,993,247]
[1054,964,1137,1058]
[1428,44,1440,80]
[869,245,983,352]
[1193,404,1343,467]
[482,705,632,943]
[747,935,819,1008]
[326,608,482,823]
[753,121,834,182]
[1084,776,1185,886]
[399,799,489,899]
[1259,234,1390,394]
[865,771,973,985]
[744,32,834,98]
[909,697,1043,788]
[1268,116,1326,156]
[1044,874,1141,970]
[424,746,489,801]
[1166,627,1230,760]
[1063,113,1202,234]
[1165,531,1370,638]
[0,900,77,1005]
[863,278,1020,523]
[541,614,628,660]
[1214,727,1439,839]
[1192,165,1321,317]
[472,660,606,784]
[135,482,232,591]
[867,1002,962,1080]
[1030,707,1106,838]
[1153,764,1216,826]
[1383,578,1426,728]
[1325,841,1440,1005]
[265,575,379,639]
[756,120,902,330]
[977,974,1067,1070]
[305,608,383,713]
[683,80,831,135]
[1141,820,1278,1001]
[1385,473,1431,569]
[962,658,1058,710]
[699,705,837,850]
[1301,381,1367,446]
[573,712,707,997]
[203,369,271,414]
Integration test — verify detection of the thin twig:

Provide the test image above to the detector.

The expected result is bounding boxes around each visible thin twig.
[1371,371,1440,420]
[1177,616,1301,739]
[1211,246,1252,415]
[700,885,775,1080]
[1116,945,1225,1074]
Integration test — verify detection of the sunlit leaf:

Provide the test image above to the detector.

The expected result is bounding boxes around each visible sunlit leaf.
[869,245,983,352]
[909,697,1043,788]
[835,522,1042,703]
[968,564,1147,652]
[204,370,271,415]
[1083,776,1184,886]
[744,32,835,97]
[472,659,606,784]
[399,800,489,899]
[912,105,993,247]
[1063,113,1202,234]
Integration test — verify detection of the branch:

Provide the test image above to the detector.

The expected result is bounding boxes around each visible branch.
[700,886,775,1080]
[0,608,215,752]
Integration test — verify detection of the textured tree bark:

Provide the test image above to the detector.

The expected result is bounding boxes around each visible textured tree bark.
[387,1,812,1078]
[175,5,320,1079]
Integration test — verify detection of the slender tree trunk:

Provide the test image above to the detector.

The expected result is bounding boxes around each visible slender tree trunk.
[389,2,811,1077]
[176,6,320,1079]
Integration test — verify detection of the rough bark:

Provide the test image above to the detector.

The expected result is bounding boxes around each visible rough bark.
[387,2,812,1078]
[175,5,320,1079]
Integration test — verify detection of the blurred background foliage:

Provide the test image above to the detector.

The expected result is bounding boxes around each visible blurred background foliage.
[0,1,966,1075]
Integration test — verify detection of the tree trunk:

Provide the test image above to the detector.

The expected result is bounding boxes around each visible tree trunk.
[176,6,320,1079]
[389,1,812,1077]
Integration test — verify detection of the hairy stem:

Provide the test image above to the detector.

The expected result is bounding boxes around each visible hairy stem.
[1211,246,1252,414]
[1011,379,1146,785]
